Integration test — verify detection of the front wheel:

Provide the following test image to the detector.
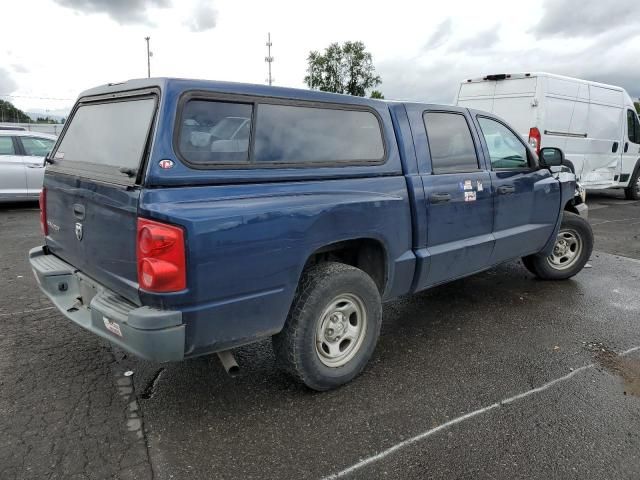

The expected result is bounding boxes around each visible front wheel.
[522,211,594,280]
[624,169,640,200]
[272,262,382,391]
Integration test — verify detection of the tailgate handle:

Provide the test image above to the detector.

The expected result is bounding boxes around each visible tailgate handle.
[73,204,86,220]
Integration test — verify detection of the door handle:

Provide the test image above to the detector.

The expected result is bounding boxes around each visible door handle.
[497,185,515,195]
[26,164,45,169]
[72,204,86,220]
[612,141,619,153]
[624,142,629,153]
[429,192,451,203]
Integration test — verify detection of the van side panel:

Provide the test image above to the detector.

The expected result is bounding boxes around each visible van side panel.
[138,178,414,356]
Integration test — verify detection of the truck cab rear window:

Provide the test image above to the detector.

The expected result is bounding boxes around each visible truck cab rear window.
[54,97,156,170]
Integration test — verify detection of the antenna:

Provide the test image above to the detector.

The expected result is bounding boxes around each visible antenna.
[265,32,274,86]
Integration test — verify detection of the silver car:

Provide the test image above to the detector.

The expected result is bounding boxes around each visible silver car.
[0,131,57,202]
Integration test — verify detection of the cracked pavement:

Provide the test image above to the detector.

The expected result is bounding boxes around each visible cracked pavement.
[1,190,639,479]
[0,206,151,480]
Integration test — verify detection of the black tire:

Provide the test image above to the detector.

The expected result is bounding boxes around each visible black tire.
[272,262,382,391]
[624,168,640,200]
[522,211,593,280]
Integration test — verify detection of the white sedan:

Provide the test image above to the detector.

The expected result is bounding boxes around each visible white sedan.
[0,130,57,202]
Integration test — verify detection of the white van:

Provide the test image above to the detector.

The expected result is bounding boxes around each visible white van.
[454,72,640,199]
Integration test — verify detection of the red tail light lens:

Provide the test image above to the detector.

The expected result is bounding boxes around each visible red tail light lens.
[39,188,48,236]
[528,127,541,156]
[136,218,186,292]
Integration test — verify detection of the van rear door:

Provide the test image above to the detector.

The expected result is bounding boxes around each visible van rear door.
[43,90,158,304]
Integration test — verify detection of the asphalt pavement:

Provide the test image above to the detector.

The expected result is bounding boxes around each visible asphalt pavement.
[1,191,639,480]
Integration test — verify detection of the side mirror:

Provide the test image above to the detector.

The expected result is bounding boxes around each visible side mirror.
[539,147,564,167]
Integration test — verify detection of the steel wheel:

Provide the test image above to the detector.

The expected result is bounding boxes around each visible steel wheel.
[547,229,582,270]
[315,294,367,368]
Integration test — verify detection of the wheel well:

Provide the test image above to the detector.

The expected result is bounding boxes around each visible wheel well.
[304,239,387,294]
[564,198,580,215]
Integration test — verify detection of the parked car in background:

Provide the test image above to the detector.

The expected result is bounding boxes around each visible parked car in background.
[30,78,591,391]
[455,72,640,199]
[0,131,57,202]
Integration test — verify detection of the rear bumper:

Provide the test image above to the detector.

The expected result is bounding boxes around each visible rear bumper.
[29,246,185,362]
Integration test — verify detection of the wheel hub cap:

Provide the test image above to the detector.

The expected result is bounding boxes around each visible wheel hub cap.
[547,229,582,270]
[315,294,368,368]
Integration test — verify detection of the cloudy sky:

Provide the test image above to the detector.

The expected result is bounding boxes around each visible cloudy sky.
[1,0,639,115]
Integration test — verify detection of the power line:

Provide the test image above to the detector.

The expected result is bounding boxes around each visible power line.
[0,94,74,101]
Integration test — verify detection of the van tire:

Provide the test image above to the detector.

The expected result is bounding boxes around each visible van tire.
[272,262,382,391]
[624,168,640,200]
[522,212,593,280]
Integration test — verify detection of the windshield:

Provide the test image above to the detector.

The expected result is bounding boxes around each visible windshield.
[54,97,156,170]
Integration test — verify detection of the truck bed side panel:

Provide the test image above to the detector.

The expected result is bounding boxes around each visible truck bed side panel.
[139,177,414,357]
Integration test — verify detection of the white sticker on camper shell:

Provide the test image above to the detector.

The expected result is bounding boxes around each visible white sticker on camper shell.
[103,317,123,337]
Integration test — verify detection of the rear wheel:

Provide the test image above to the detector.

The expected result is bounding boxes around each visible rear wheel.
[272,262,382,391]
[624,169,640,200]
[522,211,593,280]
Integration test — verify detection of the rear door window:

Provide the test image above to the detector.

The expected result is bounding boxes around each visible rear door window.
[423,112,479,173]
[253,104,384,164]
[20,137,55,157]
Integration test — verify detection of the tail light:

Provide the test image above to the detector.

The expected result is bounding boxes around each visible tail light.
[136,218,186,292]
[528,127,541,156]
[39,188,48,236]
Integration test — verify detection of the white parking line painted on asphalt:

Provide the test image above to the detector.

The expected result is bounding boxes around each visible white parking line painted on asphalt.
[321,345,640,480]
[0,306,55,317]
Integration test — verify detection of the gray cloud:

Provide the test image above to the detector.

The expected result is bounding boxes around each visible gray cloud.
[184,1,218,32]
[533,0,640,37]
[53,0,170,25]
[450,27,500,53]
[380,27,640,105]
[11,64,29,74]
[0,68,18,94]
[423,18,452,50]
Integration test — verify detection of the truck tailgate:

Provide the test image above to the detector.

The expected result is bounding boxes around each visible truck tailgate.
[44,173,141,304]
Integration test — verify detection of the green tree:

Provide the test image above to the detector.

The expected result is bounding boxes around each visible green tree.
[304,41,381,97]
[0,99,31,123]
[370,90,384,99]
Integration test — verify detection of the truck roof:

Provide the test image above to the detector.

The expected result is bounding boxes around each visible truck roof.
[78,77,389,109]
[462,72,627,93]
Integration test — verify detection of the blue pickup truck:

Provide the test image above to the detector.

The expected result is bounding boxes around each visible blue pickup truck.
[29,78,592,390]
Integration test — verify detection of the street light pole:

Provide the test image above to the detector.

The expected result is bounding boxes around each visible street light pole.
[145,36,151,78]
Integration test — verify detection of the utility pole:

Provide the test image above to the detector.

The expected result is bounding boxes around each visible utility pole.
[145,36,151,78]
[265,32,274,86]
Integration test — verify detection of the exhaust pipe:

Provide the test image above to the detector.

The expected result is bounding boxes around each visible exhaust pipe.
[217,350,240,377]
